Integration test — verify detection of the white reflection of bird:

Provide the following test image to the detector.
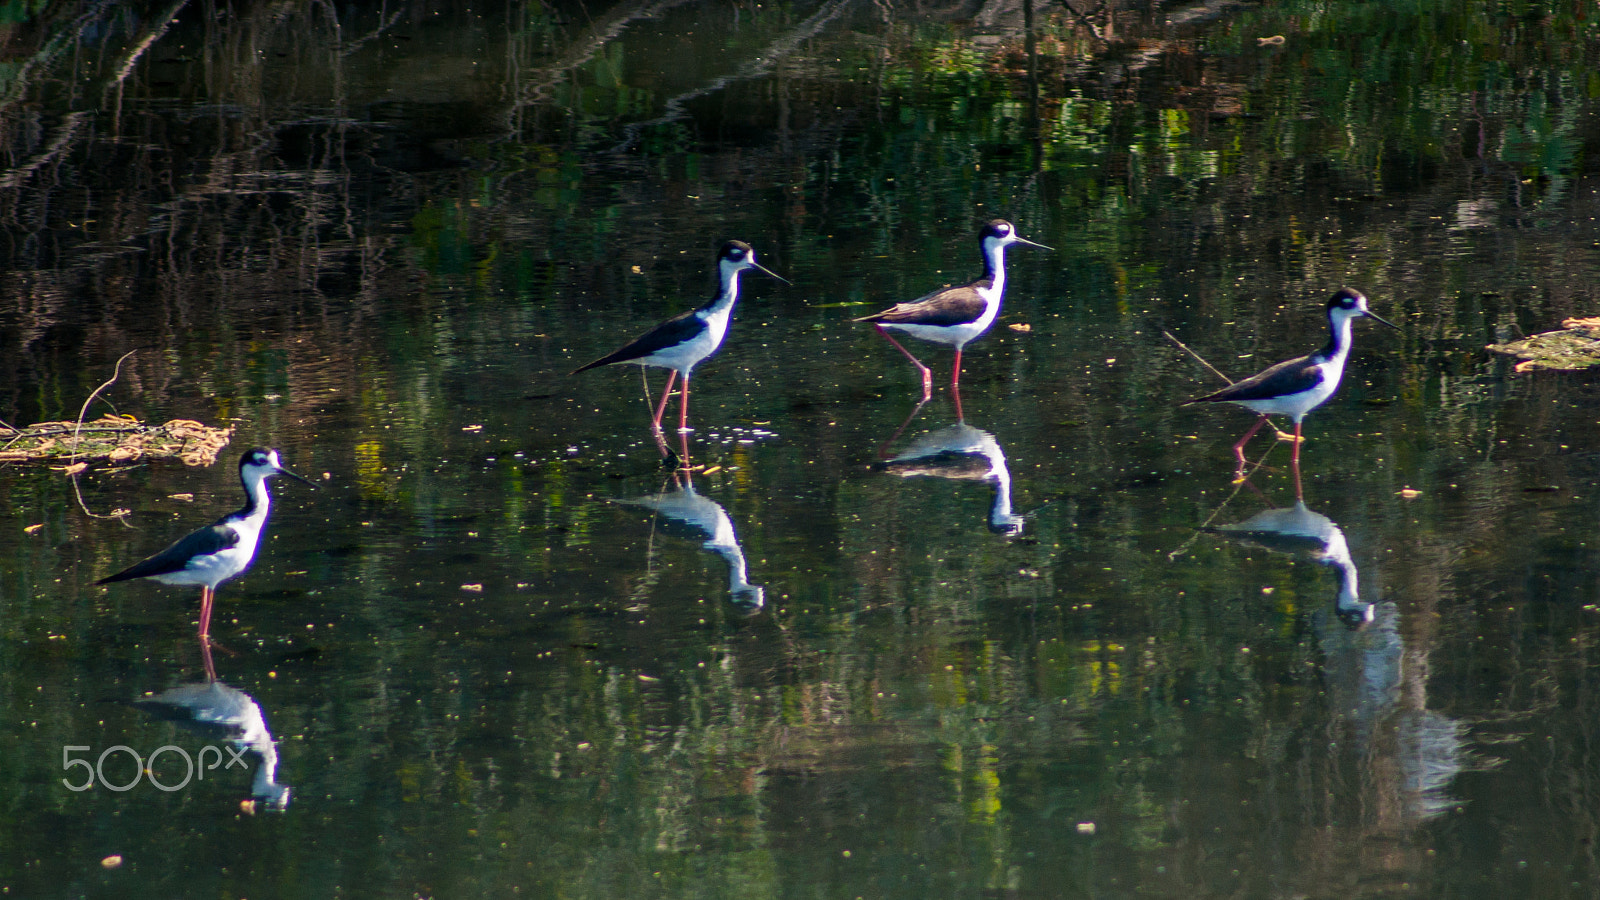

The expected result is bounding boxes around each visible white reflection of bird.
[1208,501,1370,626]
[135,673,291,809]
[877,422,1024,536]
[620,476,764,612]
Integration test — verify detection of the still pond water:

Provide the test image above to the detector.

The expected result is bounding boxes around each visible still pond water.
[4,1,1600,897]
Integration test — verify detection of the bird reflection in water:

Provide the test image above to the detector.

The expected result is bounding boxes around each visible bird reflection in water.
[874,398,1025,536]
[1206,498,1372,627]
[619,469,764,614]
[132,639,292,810]
[1204,491,1465,824]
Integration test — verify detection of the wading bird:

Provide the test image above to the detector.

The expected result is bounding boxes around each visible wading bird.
[97,447,315,641]
[572,240,785,433]
[1184,288,1398,473]
[855,219,1050,401]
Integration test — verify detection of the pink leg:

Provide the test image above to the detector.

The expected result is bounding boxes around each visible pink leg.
[200,635,218,682]
[952,382,964,422]
[1231,415,1272,467]
[875,396,930,459]
[874,325,933,402]
[951,347,963,392]
[678,373,691,433]
[1292,428,1305,502]
[197,585,215,641]
[651,370,679,431]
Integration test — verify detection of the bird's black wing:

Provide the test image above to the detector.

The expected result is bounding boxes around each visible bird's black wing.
[854,282,991,328]
[1201,527,1327,556]
[96,524,242,584]
[571,309,707,373]
[1184,354,1321,405]
[875,451,992,480]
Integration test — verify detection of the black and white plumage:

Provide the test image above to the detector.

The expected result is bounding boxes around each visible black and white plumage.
[1207,501,1372,627]
[876,422,1025,536]
[619,475,763,612]
[97,447,315,640]
[134,663,292,809]
[572,240,785,433]
[855,220,1050,401]
[1183,288,1398,470]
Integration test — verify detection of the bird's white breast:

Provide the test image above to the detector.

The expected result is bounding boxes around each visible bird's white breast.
[640,314,723,374]
[151,516,266,589]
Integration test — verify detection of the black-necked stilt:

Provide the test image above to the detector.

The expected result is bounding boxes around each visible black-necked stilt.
[134,640,291,808]
[877,421,1025,535]
[855,219,1050,401]
[620,472,763,612]
[1207,501,1372,627]
[1183,288,1398,472]
[572,240,785,434]
[97,447,315,641]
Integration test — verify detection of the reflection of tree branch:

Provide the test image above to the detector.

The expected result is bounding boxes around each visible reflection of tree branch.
[106,0,192,90]
[0,111,88,189]
[504,0,697,132]
[0,1,117,115]
[1056,0,1109,33]
[339,4,406,58]
[610,0,855,153]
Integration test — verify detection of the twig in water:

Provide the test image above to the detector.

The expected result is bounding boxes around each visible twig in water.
[1162,328,1233,385]
[1166,442,1279,562]
[68,350,139,523]
[71,349,138,464]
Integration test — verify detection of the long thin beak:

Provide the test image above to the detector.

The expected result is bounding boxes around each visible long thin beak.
[1365,309,1400,330]
[1014,235,1054,252]
[275,466,319,488]
[754,262,791,285]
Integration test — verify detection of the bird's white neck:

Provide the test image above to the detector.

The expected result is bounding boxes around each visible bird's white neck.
[703,515,757,596]
[703,262,745,319]
[1317,523,1366,619]
[986,449,1024,534]
[980,238,1009,296]
[237,470,274,523]
[1319,310,1359,368]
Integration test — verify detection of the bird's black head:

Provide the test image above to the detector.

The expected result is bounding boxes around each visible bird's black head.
[1337,600,1378,629]
[240,447,281,471]
[240,447,316,487]
[1327,288,1368,312]
[1326,287,1399,330]
[717,240,788,284]
[980,220,1016,241]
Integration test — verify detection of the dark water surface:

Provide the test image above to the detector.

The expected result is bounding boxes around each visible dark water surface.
[4,1,1600,897]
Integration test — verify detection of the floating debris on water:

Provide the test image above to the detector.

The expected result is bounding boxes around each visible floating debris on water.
[1487,317,1600,372]
[0,416,233,468]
